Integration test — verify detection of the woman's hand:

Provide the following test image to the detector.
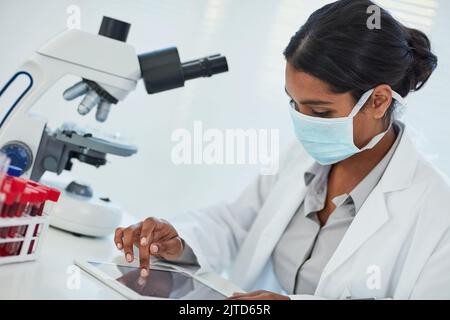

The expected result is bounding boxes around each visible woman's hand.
[228,290,290,300]
[114,217,184,277]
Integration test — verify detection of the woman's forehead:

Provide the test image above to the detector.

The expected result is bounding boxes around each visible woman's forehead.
[285,65,336,99]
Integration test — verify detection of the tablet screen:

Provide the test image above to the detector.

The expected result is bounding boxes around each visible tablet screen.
[89,262,226,300]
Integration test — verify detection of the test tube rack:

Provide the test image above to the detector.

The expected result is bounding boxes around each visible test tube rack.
[0,175,60,265]
[0,214,50,264]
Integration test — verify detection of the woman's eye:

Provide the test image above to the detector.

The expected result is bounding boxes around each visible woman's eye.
[290,99,331,117]
[311,109,331,118]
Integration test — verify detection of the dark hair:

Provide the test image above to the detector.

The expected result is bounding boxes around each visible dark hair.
[284,0,438,117]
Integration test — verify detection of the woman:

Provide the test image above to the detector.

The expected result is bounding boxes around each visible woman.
[114,0,449,299]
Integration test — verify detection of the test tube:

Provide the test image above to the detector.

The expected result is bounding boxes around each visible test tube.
[4,241,22,257]
[0,152,11,185]
[16,189,31,238]
[36,188,48,216]
[7,177,26,217]
[40,187,59,215]
[30,190,44,217]
[0,192,4,217]
[23,188,38,216]
[25,181,60,216]
[28,189,40,217]
[6,182,25,239]
[5,178,27,239]
[16,241,24,256]
[0,191,15,218]
[0,159,13,222]
[16,189,31,218]
[27,239,35,255]
[33,224,41,237]
[0,227,8,239]
[7,184,28,254]
[0,192,11,238]
[1,177,12,218]
[7,225,19,238]
[4,242,14,256]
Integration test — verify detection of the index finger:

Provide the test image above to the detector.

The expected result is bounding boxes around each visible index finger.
[138,218,159,274]
[114,227,124,250]
[139,241,150,276]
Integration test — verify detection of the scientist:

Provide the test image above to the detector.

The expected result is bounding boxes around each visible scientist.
[114,0,450,299]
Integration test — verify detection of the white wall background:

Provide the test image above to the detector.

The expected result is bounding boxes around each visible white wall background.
[0,0,449,221]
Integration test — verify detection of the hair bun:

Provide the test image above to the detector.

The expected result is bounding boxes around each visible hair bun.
[406,28,438,92]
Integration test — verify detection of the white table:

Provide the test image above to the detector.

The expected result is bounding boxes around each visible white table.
[0,214,243,300]
[0,216,137,299]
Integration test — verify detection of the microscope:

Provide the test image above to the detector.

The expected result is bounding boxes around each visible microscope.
[0,16,228,237]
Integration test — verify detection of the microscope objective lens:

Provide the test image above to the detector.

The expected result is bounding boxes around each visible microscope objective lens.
[63,81,89,101]
[78,90,101,115]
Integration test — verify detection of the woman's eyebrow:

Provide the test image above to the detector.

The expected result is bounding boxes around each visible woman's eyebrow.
[284,87,333,105]
[299,99,333,106]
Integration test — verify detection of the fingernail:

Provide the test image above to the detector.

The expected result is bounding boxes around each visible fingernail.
[126,253,132,262]
[140,268,148,277]
[150,244,158,253]
[138,277,146,286]
[140,237,147,246]
[116,243,122,250]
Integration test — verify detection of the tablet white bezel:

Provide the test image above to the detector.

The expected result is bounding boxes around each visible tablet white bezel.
[74,259,235,300]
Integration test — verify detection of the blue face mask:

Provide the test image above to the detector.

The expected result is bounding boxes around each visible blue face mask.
[288,89,406,165]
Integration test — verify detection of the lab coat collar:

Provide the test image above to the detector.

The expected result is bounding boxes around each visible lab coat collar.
[378,122,418,193]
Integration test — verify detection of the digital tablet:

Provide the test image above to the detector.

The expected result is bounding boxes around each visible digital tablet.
[74,259,239,300]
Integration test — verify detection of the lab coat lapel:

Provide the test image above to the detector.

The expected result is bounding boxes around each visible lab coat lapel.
[317,128,419,291]
[319,186,390,282]
[230,151,314,289]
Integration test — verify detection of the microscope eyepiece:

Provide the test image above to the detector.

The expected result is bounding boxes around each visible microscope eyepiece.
[138,47,228,94]
[182,55,229,81]
[99,16,130,42]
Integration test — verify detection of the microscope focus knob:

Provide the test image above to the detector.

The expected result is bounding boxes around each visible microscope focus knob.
[1,141,33,173]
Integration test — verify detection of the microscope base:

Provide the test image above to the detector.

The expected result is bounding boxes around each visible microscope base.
[41,179,124,237]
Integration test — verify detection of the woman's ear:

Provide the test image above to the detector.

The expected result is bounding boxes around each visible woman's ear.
[370,84,394,119]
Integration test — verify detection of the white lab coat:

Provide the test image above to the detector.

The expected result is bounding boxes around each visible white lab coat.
[171,124,450,299]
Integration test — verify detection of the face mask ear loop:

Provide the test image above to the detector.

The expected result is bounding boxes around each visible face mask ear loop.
[359,117,394,151]
[348,89,375,118]
[359,89,406,152]
[351,88,399,152]
[391,91,407,107]
[349,89,407,119]
[390,91,408,119]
